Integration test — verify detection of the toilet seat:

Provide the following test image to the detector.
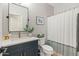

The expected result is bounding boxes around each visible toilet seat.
[41,45,53,55]
[42,45,53,51]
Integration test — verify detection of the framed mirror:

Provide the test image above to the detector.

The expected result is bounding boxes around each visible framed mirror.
[9,3,29,32]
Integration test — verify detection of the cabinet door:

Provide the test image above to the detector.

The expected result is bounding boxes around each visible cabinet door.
[3,40,38,56]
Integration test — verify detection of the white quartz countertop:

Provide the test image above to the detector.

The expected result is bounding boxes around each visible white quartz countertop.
[0,37,39,47]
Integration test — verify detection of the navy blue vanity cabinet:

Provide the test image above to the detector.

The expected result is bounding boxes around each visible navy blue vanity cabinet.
[3,40,38,56]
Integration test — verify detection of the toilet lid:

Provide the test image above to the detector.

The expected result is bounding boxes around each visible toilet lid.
[42,45,53,51]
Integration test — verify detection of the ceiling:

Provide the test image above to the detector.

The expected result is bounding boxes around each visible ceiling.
[49,3,79,14]
[20,3,79,14]
[49,3,79,8]
[20,3,79,9]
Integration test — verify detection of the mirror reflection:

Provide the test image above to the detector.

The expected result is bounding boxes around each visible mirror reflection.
[9,3,28,31]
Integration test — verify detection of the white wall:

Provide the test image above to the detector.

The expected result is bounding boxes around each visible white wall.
[0,4,3,48]
[2,3,9,35]
[0,4,2,38]
[28,3,54,38]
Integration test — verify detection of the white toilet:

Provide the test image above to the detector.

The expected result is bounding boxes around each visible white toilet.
[38,38,54,56]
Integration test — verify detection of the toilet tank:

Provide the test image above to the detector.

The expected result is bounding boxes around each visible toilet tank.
[38,37,46,45]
